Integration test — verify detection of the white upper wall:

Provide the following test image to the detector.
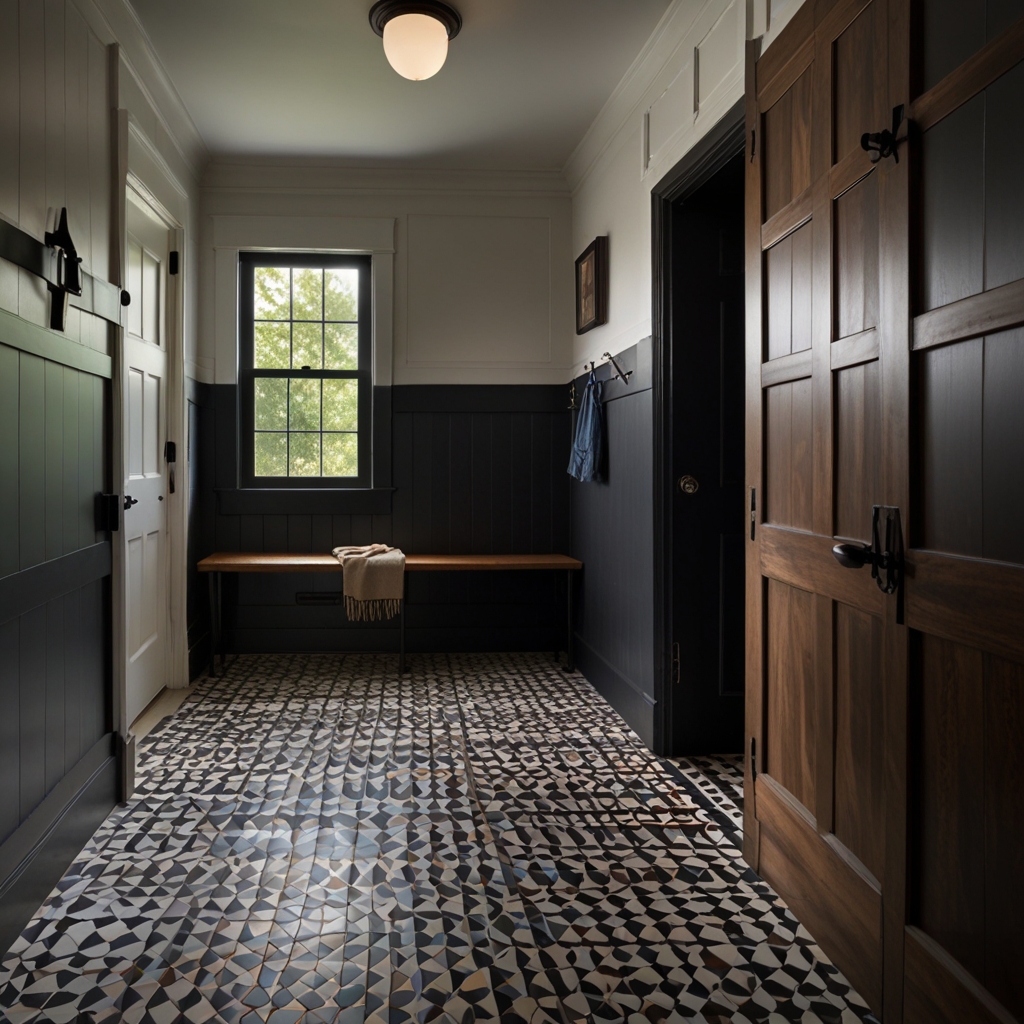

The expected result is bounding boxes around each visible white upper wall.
[0,0,205,372]
[198,164,574,386]
[568,0,806,376]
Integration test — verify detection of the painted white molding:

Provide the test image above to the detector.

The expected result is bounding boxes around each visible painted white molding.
[211,215,397,386]
[78,0,209,179]
[202,162,570,198]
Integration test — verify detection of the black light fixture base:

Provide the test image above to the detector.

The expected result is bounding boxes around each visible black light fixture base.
[369,0,462,39]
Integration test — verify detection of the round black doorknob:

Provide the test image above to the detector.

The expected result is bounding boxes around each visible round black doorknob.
[678,475,699,495]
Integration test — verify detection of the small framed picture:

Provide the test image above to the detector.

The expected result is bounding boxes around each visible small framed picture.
[575,236,608,334]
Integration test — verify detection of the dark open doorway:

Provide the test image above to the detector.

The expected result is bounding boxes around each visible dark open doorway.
[652,103,746,756]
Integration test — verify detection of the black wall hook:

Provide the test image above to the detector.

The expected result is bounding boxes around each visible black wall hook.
[861,104,905,163]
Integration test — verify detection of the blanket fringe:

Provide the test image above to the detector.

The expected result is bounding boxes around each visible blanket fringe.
[345,596,402,622]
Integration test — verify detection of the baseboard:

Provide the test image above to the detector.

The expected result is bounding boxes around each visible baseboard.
[0,734,118,958]
[574,635,656,750]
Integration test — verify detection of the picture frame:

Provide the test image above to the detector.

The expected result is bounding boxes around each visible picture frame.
[575,235,608,334]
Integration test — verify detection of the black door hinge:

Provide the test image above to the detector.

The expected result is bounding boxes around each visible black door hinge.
[169,250,180,275]
[750,736,757,780]
[750,128,756,162]
[749,487,757,540]
[95,493,120,532]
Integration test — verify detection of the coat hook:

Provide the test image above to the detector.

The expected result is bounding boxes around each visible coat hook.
[602,351,632,384]
[568,379,578,410]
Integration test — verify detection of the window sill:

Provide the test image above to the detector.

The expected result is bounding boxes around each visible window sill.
[216,488,394,516]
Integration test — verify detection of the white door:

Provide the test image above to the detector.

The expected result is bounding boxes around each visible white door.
[123,190,169,726]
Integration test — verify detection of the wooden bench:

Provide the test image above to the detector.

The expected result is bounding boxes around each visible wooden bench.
[197,552,582,677]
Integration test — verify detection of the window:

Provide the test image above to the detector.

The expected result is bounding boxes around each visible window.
[238,252,371,488]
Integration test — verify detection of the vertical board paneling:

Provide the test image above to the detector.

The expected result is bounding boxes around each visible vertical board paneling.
[44,595,64,792]
[0,0,18,231]
[20,353,45,570]
[63,0,90,285]
[0,345,19,578]
[86,33,109,281]
[61,364,79,555]
[18,605,46,820]
[77,364,94,550]
[18,0,46,326]
[43,0,65,229]
[44,360,63,561]
[0,619,19,845]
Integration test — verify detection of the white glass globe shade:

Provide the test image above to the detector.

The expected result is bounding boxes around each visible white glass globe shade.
[382,13,449,80]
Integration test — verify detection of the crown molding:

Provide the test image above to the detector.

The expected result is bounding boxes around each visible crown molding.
[75,0,209,180]
[561,0,719,193]
[201,160,571,198]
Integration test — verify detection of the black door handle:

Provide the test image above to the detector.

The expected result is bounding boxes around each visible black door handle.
[832,543,873,568]
[861,104,905,163]
[124,495,138,510]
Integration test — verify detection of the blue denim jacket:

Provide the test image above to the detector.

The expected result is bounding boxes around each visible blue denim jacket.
[567,372,604,482]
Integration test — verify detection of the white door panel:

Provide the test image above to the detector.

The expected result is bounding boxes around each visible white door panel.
[124,190,169,726]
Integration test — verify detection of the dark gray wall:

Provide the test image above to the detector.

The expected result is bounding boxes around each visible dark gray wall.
[570,340,656,748]
[0,329,117,954]
[187,383,572,662]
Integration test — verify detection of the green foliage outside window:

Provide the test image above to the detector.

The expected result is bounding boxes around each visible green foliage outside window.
[250,264,363,479]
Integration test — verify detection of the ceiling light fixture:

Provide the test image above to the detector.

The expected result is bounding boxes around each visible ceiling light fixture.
[369,0,462,81]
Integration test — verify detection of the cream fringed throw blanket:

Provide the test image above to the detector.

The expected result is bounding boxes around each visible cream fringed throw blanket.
[331,544,405,621]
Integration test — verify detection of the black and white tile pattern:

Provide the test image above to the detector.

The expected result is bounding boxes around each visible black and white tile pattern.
[0,653,880,1023]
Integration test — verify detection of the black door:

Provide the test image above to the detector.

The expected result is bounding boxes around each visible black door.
[669,151,746,753]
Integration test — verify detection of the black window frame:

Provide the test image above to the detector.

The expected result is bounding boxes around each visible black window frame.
[238,251,372,489]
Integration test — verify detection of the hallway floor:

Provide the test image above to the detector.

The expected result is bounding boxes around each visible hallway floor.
[0,654,878,1024]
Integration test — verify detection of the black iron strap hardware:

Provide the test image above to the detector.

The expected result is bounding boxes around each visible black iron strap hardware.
[0,208,127,330]
[861,104,905,163]
[94,493,120,532]
[833,505,904,619]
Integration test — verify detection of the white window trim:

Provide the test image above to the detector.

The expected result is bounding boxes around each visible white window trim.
[212,216,395,386]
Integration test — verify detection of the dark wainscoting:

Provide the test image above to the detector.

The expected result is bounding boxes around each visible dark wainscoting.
[187,383,572,662]
[570,340,656,749]
[0,331,115,954]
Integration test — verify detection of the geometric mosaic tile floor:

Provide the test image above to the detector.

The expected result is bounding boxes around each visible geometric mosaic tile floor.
[0,653,880,1024]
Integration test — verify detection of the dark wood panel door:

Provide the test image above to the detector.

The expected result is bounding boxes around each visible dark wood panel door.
[896,4,1024,1022]
[746,0,892,1015]
[748,2,1024,1021]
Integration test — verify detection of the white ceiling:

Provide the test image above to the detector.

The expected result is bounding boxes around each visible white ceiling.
[128,0,673,169]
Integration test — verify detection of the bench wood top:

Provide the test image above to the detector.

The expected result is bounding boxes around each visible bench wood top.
[197,552,582,573]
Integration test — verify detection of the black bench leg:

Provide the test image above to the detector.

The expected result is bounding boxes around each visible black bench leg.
[208,572,220,679]
[565,569,575,673]
[399,572,408,674]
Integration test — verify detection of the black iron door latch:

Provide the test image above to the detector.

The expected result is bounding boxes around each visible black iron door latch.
[861,104,905,163]
[833,504,904,600]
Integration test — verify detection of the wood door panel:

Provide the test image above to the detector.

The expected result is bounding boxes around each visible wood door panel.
[904,927,1019,1024]
[835,172,879,339]
[913,633,1024,1018]
[760,525,885,613]
[920,97,986,312]
[984,654,1024,1015]
[920,60,1024,312]
[833,0,886,164]
[918,328,1024,565]
[914,633,986,980]
[765,578,816,811]
[766,223,813,358]
[834,360,881,542]
[921,0,1024,94]
[763,69,813,220]
[834,603,884,882]
[756,775,883,1012]
[764,379,813,530]
[906,550,1024,667]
